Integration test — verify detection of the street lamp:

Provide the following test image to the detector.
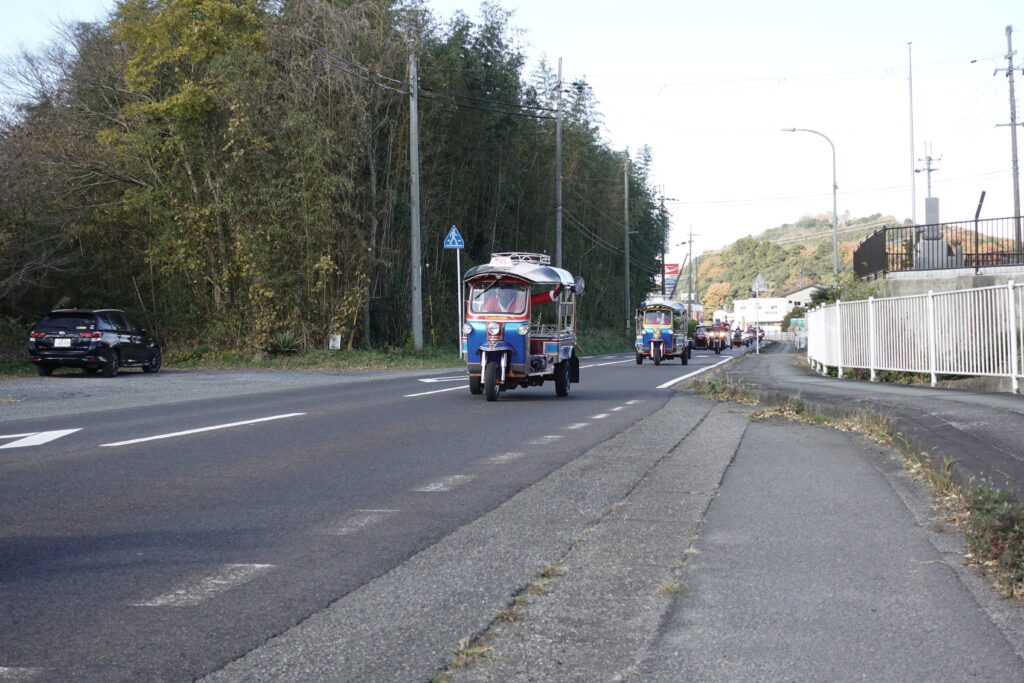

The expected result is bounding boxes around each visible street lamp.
[783,128,839,289]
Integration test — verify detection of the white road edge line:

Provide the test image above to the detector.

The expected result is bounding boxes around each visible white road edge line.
[100,413,306,447]
[580,359,634,368]
[131,563,274,607]
[656,357,732,389]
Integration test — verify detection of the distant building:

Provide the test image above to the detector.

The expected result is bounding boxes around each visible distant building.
[731,283,826,333]
[732,297,788,332]
[782,284,826,309]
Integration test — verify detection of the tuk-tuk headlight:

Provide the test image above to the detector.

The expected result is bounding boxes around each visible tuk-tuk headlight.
[462,323,472,336]
[516,323,529,335]
[486,321,501,336]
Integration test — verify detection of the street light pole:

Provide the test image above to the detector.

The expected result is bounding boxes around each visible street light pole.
[783,128,839,289]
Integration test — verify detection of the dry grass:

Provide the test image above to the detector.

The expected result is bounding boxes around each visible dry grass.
[693,375,759,405]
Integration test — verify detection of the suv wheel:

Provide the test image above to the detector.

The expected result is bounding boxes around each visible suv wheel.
[36,364,54,377]
[142,346,162,374]
[102,351,120,378]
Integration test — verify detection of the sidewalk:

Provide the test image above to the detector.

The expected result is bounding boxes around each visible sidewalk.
[445,383,1024,681]
[721,343,1024,500]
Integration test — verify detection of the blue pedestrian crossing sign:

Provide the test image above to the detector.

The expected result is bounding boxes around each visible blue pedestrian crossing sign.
[444,225,465,249]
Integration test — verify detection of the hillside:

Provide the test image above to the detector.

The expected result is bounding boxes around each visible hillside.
[691,213,902,311]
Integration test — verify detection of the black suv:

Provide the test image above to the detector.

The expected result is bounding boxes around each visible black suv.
[28,309,162,377]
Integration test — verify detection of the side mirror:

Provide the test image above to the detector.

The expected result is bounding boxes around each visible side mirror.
[573,276,586,295]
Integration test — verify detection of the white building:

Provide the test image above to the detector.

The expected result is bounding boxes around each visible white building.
[731,283,827,333]
[732,297,788,333]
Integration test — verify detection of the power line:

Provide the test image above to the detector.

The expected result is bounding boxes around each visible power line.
[418,91,555,120]
[315,54,409,96]
[419,85,556,112]
[315,48,557,121]
[314,47,408,89]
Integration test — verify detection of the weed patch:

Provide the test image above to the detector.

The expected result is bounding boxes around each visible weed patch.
[693,375,758,405]
[964,487,1024,598]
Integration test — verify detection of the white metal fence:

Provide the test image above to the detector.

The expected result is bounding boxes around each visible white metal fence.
[807,282,1024,393]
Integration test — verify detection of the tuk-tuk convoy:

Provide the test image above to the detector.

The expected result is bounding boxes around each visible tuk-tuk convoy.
[460,252,759,400]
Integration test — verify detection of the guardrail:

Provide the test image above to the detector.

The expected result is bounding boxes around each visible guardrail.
[853,216,1024,278]
[807,282,1024,393]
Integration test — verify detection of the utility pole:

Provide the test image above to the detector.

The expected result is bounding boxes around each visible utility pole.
[908,42,917,225]
[408,53,423,349]
[660,194,667,297]
[623,153,630,328]
[554,58,564,268]
[657,192,676,297]
[687,226,696,322]
[996,26,1022,254]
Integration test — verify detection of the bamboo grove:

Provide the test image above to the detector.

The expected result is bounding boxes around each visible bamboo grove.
[0,0,666,354]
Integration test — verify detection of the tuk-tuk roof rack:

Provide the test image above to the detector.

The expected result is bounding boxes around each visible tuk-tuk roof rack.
[489,252,551,266]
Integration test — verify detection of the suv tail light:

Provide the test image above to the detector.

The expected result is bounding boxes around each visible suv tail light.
[29,331,46,339]
[78,331,102,339]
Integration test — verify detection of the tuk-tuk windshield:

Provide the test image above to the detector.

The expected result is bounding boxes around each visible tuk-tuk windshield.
[643,310,671,326]
[470,282,528,314]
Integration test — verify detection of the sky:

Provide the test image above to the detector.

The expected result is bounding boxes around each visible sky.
[4,0,1024,268]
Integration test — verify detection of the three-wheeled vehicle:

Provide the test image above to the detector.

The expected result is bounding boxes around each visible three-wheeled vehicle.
[706,324,730,354]
[462,253,583,401]
[635,299,689,365]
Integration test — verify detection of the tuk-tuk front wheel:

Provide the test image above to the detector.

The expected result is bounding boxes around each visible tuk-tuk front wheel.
[484,361,500,402]
[653,344,662,365]
[636,352,643,365]
[554,360,570,397]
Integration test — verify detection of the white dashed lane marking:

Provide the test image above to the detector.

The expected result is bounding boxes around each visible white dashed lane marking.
[566,423,590,430]
[485,452,527,464]
[319,509,400,535]
[131,564,274,607]
[591,414,610,420]
[529,435,564,445]
[0,667,44,681]
[610,406,624,412]
[413,475,475,492]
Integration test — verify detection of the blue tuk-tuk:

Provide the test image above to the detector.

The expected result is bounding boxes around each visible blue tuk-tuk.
[462,253,583,401]
[635,299,690,365]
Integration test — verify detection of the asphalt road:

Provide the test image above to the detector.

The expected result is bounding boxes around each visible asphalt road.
[0,346,744,681]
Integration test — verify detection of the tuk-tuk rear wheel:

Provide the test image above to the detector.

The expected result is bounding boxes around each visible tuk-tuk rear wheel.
[469,374,482,394]
[484,361,500,402]
[636,353,643,365]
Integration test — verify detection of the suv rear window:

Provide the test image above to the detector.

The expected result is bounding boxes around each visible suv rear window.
[38,314,96,330]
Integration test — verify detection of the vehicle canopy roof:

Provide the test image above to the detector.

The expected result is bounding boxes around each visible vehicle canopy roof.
[638,299,687,314]
[464,252,575,288]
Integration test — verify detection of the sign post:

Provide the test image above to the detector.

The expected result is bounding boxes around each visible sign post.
[444,226,466,357]
[752,274,767,355]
